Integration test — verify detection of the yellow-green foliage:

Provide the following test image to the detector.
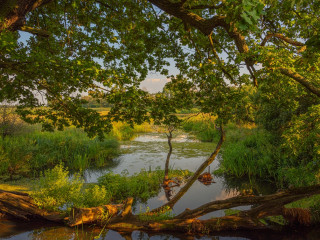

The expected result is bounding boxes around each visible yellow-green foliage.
[282,104,320,163]
[31,165,193,212]
[31,165,84,211]
[98,168,192,203]
[31,165,110,211]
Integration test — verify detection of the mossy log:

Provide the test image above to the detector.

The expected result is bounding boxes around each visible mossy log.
[1,185,320,234]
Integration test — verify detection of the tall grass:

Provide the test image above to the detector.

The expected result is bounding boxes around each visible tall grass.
[215,127,279,179]
[215,126,320,188]
[111,122,153,141]
[0,128,119,178]
[182,114,218,142]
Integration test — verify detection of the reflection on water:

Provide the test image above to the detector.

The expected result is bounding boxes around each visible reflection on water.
[0,133,318,240]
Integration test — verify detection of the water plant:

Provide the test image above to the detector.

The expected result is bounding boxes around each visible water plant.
[0,127,119,178]
[182,114,218,142]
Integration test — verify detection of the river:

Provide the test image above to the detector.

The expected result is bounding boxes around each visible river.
[0,132,319,239]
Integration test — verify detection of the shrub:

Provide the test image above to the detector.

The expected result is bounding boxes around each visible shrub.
[31,165,111,211]
[31,165,84,211]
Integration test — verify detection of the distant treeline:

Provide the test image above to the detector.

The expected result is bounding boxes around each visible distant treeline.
[81,95,112,108]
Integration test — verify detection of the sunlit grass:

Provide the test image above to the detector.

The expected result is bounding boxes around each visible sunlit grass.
[0,178,34,193]
[111,122,154,141]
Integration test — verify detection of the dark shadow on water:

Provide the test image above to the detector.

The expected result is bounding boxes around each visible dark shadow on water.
[221,175,278,196]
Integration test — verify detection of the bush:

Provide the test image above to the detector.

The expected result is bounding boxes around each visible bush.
[31,165,110,211]
[31,165,84,211]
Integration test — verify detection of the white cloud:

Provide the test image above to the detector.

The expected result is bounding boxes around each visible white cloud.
[151,78,161,83]
[140,78,169,93]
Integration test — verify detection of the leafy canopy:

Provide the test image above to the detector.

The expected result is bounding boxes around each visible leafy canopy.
[0,0,319,138]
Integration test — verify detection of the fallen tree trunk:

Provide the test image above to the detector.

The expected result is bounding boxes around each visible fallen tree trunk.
[1,185,320,234]
[0,189,65,222]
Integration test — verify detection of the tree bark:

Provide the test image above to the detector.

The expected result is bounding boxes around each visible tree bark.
[163,130,173,184]
[0,0,52,32]
[0,189,65,222]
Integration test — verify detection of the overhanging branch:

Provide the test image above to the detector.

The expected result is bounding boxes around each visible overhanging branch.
[20,26,49,37]
[279,68,320,98]
[261,33,305,47]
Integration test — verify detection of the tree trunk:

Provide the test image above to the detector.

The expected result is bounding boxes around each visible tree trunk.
[1,185,320,234]
[163,131,173,185]
[0,189,65,222]
[152,125,225,212]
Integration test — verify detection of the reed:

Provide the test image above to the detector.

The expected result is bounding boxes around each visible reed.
[0,127,119,178]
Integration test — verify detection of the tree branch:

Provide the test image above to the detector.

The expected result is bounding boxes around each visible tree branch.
[175,184,320,220]
[20,26,49,37]
[261,33,304,47]
[208,34,236,84]
[279,68,320,98]
[186,4,224,10]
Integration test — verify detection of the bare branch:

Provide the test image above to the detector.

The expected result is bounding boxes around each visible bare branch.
[208,34,236,84]
[261,33,304,47]
[186,4,224,10]
[20,26,49,37]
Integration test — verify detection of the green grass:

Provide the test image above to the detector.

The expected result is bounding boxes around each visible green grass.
[0,127,119,178]
[182,115,218,142]
[138,206,174,221]
[216,128,278,179]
